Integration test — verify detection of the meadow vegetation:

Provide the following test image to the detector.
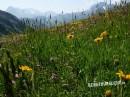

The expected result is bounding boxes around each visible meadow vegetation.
[0,1,130,97]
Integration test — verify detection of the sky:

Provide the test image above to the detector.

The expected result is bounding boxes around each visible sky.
[0,0,121,13]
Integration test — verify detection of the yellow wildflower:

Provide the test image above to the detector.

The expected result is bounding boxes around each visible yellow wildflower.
[94,37,103,44]
[116,70,125,80]
[100,31,109,38]
[19,65,32,71]
[125,74,130,80]
[116,69,130,81]
[67,33,74,40]
[105,90,112,97]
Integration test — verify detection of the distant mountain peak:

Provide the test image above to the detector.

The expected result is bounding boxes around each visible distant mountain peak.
[7,6,43,18]
[6,6,57,18]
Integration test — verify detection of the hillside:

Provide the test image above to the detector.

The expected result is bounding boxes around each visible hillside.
[0,2,130,97]
[0,10,24,35]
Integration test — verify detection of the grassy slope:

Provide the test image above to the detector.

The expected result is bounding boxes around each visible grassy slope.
[0,3,130,97]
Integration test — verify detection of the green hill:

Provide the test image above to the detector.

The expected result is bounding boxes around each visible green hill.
[0,2,130,97]
[0,10,24,35]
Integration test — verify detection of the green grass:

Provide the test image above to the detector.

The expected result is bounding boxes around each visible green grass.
[0,3,130,97]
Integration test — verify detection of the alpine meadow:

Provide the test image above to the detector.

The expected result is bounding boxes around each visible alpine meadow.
[0,0,130,97]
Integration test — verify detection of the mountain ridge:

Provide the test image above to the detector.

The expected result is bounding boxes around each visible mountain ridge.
[6,6,57,18]
[6,2,114,19]
[0,10,24,35]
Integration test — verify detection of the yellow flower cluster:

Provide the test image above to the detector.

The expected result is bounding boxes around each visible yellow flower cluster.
[19,65,32,71]
[94,37,103,44]
[100,31,109,38]
[105,90,112,97]
[116,70,130,81]
[67,33,74,40]
[94,31,109,44]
